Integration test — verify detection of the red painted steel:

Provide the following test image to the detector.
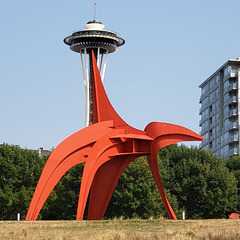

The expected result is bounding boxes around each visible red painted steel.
[26,51,204,221]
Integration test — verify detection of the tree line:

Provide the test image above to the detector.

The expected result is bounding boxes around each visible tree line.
[0,143,239,220]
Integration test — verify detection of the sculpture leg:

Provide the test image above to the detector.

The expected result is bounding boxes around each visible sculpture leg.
[26,121,115,221]
[87,155,138,220]
[147,155,177,220]
[26,150,86,220]
[75,138,124,220]
[145,122,204,220]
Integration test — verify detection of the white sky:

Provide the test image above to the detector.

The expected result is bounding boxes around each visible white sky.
[1,0,240,150]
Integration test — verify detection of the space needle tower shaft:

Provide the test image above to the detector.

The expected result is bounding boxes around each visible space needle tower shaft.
[64,9,125,126]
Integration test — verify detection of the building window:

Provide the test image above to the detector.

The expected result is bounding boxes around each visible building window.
[210,91,215,102]
[209,118,213,126]
[201,97,208,108]
[223,80,229,92]
[203,145,208,150]
[209,129,212,137]
[201,121,208,132]
[216,100,219,110]
[220,145,229,156]
[203,132,209,140]
[209,78,215,89]
[221,132,229,145]
[224,66,232,77]
[224,119,229,129]
[224,93,229,104]
[201,108,208,119]
[212,139,216,149]
[202,84,209,95]
[212,127,216,137]
[224,106,229,116]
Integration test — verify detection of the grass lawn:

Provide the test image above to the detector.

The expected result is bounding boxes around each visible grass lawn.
[0,218,240,240]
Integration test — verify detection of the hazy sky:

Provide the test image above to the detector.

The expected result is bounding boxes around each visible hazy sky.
[1,0,240,150]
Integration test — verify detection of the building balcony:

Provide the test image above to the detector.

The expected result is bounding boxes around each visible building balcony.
[211,145,220,153]
[199,141,208,149]
[209,122,218,129]
[199,115,208,126]
[228,135,239,143]
[200,126,209,135]
[221,138,229,146]
[226,122,238,131]
[229,95,238,104]
[229,82,238,92]
[209,135,217,142]
[224,96,237,106]
[224,82,238,93]
[199,103,209,114]
[223,72,237,81]
[229,109,238,117]
[224,109,238,118]
[209,96,217,104]
[229,148,239,156]
[209,108,217,118]
[199,91,209,102]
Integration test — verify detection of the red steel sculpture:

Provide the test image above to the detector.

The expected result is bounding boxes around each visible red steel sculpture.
[26,51,203,221]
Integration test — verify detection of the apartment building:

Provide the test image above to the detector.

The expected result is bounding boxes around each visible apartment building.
[199,58,240,157]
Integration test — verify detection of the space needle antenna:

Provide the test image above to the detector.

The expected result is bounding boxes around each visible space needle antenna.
[94,3,96,20]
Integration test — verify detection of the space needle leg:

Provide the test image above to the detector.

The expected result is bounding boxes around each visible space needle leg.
[101,51,108,82]
[80,49,90,127]
[97,47,100,68]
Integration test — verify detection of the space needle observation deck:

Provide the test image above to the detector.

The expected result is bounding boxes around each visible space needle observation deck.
[64,19,125,126]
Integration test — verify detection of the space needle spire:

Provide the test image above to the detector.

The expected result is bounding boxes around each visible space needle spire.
[94,3,97,21]
[64,8,125,126]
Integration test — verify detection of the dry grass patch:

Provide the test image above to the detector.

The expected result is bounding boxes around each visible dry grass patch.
[0,219,239,240]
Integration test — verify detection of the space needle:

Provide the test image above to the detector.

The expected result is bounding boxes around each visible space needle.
[64,5,125,126]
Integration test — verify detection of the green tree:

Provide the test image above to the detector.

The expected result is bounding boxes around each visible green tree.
[105,157,179,219]
[0,144,46,220]
[158,145,238,219]
[40,163,85,220]
[225,156,240,211]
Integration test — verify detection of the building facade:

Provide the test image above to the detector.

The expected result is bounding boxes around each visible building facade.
[199,58,240,157]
